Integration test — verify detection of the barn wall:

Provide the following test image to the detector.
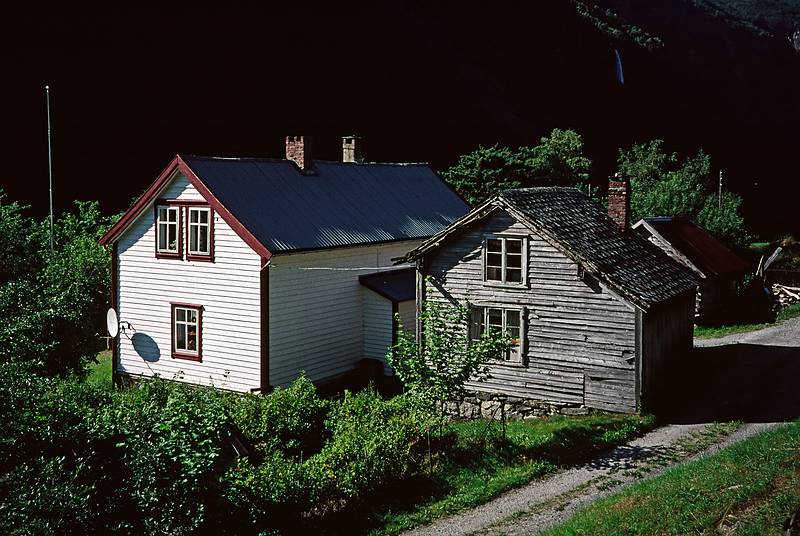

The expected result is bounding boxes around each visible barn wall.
[363,288,393,373]
[268,240,421,387]
[116,173,262,392]
[423,210,638,412]
[641,291,695,409]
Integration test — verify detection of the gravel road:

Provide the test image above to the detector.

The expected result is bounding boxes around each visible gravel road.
[403,317,800,536]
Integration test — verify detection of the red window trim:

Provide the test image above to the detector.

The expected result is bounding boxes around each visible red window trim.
[171,302,203,361]
[185,205,215,263]
[154,202,183,260]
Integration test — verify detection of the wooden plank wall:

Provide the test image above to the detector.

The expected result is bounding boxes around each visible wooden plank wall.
[641,292,695,409]
[117,174,263,392]
[424,210,638,412]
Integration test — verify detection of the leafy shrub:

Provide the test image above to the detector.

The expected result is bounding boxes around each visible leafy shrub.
[307,390,426,504]
[226,373,328,457]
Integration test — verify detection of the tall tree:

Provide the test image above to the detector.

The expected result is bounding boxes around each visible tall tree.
[617,140,749,245]
[441,128,591,206]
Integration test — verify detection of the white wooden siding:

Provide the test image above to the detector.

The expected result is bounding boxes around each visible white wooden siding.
[362,288,393,373]
[268,240,420,387]
[424,210,638,412]
[116,173,262,392]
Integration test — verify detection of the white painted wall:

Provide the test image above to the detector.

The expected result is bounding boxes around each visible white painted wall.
[362,288,393,373]
[116,173,262,392]
[268,240,420,387]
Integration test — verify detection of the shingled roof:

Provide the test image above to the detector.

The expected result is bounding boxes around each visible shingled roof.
[402,187,698,310]
[633,217,751,277]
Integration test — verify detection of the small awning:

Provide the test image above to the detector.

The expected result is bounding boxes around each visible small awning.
[358,268,416,302]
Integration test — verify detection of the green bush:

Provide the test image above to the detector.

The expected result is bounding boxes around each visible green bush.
[226,373,328,457]
[308,390,426,503]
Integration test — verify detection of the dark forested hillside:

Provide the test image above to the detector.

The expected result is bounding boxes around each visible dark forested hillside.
[2,1,799,236]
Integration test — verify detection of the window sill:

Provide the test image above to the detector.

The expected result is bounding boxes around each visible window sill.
[172,352,202,362]
[482,279,528,290]
[186,254,214,263]
[156,252,182,260]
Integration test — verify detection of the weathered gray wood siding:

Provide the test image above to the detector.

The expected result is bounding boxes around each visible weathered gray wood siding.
[268,240,421,387]
[423,210,638,412]
[116,174,262,392]
[640,292,695,409]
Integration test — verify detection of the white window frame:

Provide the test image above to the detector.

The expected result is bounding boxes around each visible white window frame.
[187,207,211,256]
[173,304,201,359]
[156,205,180,254]
[483,235,526,285]
[470,306,525,363]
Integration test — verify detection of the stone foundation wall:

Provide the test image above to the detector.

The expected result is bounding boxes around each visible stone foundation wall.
[444,391,589,421]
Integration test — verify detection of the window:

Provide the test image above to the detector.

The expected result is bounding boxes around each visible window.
[471,306,523,362]
[156,205,180,256]
[187,207,212,258]
[172,304,201,360]
[485,236,524,284]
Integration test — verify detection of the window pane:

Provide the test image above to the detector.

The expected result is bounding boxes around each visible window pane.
[168,226,177,250]
[506,239,522,254]
[199,210,209,224]
[506,254,522,269]
[199,227,208,253]
[506,310,520,327]
[187,324,197,351]
[487,267,502,281]
[188,309,197,323]
[176,323,186,350]
[159,224,167,250]
[506,268,522,283]
[190,226,198,252]
[488,308,503,327]
[168,209,177,222]
[487,239,502,253]
[487,253,503,267]
[190,210,199,223]
[158,208,167,221]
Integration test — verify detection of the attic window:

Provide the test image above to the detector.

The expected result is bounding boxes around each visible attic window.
[484,236,525,284]
[187,206,213,260]
[156,205,181,257]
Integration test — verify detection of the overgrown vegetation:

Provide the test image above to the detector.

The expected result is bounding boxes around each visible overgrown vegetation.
[541,421,800,536]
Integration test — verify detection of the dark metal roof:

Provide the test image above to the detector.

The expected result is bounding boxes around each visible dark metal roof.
[181,156,469,253]
[403,187,699,310]
[359,268,416,302]
[636,217,751,277]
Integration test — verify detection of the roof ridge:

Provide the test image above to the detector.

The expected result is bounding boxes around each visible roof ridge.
[180,154,429,167]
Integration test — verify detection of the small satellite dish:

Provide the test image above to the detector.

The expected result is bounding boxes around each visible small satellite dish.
[106,308,119,338]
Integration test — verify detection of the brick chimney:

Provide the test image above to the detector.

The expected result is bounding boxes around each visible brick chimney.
[342,135,364,163]
[285,135,312,170]
[608,173,630,231]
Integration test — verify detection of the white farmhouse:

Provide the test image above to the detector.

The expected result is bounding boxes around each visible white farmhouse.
[99,136,468,392]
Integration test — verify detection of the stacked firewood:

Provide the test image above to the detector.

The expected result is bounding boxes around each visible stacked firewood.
[772,284,800,305]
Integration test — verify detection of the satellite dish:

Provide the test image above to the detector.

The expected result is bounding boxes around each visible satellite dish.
[106,308,119,338]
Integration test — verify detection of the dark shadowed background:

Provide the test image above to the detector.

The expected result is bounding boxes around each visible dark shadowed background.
[2,1,799,236]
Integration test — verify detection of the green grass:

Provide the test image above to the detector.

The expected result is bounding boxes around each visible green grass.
[748,241,772,254]
[368,413,655,535]
[694,302,800,339]
[85,350,112,390]
[541,421,800,536]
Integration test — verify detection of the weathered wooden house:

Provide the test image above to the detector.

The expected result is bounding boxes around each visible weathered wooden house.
[400,178,698,413]
[632,217,750,322]
[99,136,468,392]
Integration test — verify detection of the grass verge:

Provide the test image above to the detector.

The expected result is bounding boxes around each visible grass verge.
[367,413,654,535]
[85,350,112,390]
[541,421,800,536]
[694,302,800,339]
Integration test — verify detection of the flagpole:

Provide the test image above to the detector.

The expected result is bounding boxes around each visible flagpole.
[46,85,53,252]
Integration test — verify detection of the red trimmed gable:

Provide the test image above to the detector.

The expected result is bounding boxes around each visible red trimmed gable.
[99,155,272,260]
